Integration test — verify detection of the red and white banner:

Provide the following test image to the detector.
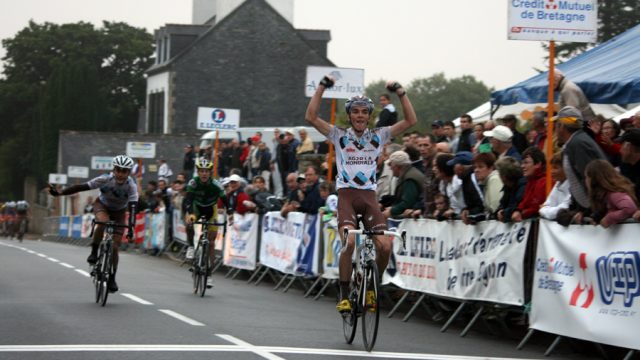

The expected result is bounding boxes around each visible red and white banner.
[260,211,305,275]
[531,220,640,350]
[384,219,531,306]
[223,213,258,270]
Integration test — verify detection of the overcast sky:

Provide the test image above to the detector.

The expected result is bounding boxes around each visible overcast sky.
[0,0,549,90]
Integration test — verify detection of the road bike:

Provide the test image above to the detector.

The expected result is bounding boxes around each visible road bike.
[341,227,405,352]
[191,215,227,297]
[15,216,27,242]
[89,220,128,306]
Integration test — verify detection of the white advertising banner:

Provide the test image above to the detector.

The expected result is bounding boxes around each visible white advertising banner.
[531,220,640,350]
[508,0,598,42]
[223,213,259,270]
[80,214,95,238]
[321,218,341,280]
[385,219,531,305]
[305,66,365,99]
[260,211,305,275]
[67,166,89,178]
[126,142,156,159]
[197,107,240,131]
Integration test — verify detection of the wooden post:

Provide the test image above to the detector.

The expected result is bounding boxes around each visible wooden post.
[213,130,220,179]
[546,41,556,195]
[327,99,337,181]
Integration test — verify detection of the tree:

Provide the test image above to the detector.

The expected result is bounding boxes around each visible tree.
[545,0,640,61]
[0,21,153,198]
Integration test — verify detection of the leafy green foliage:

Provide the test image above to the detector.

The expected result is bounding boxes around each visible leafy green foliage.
[0,21,153,198]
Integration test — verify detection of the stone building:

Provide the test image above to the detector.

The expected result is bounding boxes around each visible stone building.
[145,0,334,134]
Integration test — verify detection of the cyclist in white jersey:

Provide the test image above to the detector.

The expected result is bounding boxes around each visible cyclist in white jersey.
[49,155,138,292]
[305,75,417,313]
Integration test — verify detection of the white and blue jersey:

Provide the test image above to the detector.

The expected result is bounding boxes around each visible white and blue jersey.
[327,126,391,191]
[87,173,139,211]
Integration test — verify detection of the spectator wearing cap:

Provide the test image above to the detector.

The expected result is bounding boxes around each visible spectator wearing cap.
[449,151,485,224]
[224,174,251,215]
[500,115,528,154]
[553,69,596,124]
[484,125,522,162]
[457,114,476,153]
[376,94,398,127]
[619,129,640,218]
[296,128,315,156]
[555,106,606,217]
[512,147,547,222]
[472,152,503,214]
[183,144,196,179]
[382,151,425,219]
[431,120,447,143]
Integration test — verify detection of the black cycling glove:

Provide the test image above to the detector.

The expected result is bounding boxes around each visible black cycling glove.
[319,76,335,88]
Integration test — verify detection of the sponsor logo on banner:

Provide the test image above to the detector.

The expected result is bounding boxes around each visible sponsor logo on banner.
[260,212,306,275]
[223,213,258,271]
[321,218,340,280]
[532,220,640,351]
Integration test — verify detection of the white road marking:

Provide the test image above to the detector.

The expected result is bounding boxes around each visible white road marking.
[59,262,74,269]
[47,257,59,262]
[158,309,205,326]
[36,253,47,257]
[217,334,285,360]
[0,344,544,360]
[74,269,91,277]
[121,293,153,305]
[26,250,35,254]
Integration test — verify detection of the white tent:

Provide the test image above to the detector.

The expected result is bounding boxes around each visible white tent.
[453,101,627,126]
[613,103,640,121]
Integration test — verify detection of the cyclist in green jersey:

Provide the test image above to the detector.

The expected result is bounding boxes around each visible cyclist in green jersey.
[183,158,226,287]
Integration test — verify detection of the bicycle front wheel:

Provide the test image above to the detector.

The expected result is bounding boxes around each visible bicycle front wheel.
[192,246,202,294]
[361,261,380,352]
[198,245,209,297]
[97,244,111,306]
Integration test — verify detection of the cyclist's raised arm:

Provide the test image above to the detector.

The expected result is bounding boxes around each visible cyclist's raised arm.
[305,75,335,137]
[387,81,418,138]
[48,183,90,197]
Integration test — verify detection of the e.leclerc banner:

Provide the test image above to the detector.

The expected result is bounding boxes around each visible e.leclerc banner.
[384,219,531,305]
[508,0,597,43]
[531,220,640,350]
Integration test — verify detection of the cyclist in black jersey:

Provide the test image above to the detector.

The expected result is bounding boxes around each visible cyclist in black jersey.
[183,158,226,287]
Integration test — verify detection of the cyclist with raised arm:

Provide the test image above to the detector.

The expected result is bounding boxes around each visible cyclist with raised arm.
[183,158,226,289]
[49,155,138,292]
[305,76,417,313]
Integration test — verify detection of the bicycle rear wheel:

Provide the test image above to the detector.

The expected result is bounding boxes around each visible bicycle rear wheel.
[361,261,380,352]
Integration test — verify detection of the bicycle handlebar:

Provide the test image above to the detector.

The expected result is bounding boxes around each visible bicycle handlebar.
[343,228,407,250]
[89,220,131,239]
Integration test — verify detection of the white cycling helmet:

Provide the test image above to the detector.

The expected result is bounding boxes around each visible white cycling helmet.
[112,155,134,169]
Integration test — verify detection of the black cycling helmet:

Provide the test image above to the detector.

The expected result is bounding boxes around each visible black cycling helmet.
[345,95,374,115]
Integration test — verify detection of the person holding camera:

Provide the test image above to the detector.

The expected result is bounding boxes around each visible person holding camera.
[305,75,417,314]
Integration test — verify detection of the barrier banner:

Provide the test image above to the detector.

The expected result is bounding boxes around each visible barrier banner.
[384,219,530,305]
[70,216,83,238]
[81,214,94,238]
[321,218,340,279]
[260,211,305,274]
[223,213,258,270]
[143,213,165,250]
[172,209,187,244]
[296,214,320,276]
[134,212,145,245]
[58,216,70,237]
[531,220,640,350]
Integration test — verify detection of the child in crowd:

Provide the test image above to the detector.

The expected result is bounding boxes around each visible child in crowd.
[585,159,638,228]
[318,182,338,222]
[539,152,571,220]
